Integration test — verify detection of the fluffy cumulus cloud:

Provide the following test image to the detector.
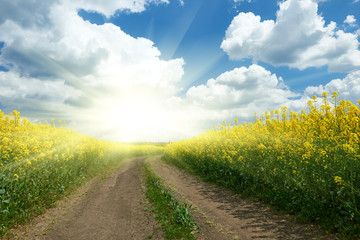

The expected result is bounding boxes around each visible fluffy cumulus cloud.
[181,65,360,132]
[186,65,292,109]
[0,0,169,27]
[280,70,360,114]
[0,72,76,101]
[183,64,298,127]
[221,0,360,72]
[345,15,356,25]
[344,15,357,29]
[67,0,169,17]
[0,0,186,141]
[304,70,360,104]
[0,71,80,116]
[1,0,359,142]
[0,0,181,84]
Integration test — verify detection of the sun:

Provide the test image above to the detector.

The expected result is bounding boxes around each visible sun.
[94,97,170,142]
[110,99,163,130]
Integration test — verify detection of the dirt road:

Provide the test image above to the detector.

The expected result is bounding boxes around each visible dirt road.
[11,156,333,240]
[12,157,162,240]
[149,156,334,240]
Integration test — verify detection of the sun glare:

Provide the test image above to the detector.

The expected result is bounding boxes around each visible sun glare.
[95,97,170,142]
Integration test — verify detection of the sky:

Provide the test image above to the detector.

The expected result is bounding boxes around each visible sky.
[0,0,360,142]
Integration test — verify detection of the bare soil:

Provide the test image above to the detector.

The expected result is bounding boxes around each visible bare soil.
[148,156,335,240]
[8,156,335,240]
[9,157,162,240]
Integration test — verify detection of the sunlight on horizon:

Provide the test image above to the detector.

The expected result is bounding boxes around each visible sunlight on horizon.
[88,96,176,142]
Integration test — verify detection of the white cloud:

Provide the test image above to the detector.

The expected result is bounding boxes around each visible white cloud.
[234,0,252,3]
[345,15,356,24]
[0,71,81,121]
[220,12,274,60]
[0,71,78,101]
[0,0,169,27]
[68,0,169,17]
[233,0,252,9]
[304,70,360,104]
[179,0,184,6]
[344,15,357,29]
[221,0,360,73]
[183,66,360,131]
[183,64,298,127]
[0,4,185,95]
[1,0,359,142]
[0,1,56,28]
[186,65,290,108]
[280,71,360,115]
[0,0,186,141]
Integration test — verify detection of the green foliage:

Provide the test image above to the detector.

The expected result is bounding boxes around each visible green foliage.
[143,164,199,239]
[164,92,360,238]
[0,109,164,237]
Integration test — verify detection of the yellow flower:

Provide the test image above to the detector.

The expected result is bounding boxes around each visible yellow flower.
[334,176,343,185]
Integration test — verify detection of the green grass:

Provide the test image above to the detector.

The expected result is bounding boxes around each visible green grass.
[0,148,162,238]
[162,155,352,239]
[143,163,199,240]
[0,151,124,237]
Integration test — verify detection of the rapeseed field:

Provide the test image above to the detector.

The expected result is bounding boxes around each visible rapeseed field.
[164,92,360,236]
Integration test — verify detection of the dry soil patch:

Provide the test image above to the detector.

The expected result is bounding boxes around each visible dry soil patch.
[9,157,162,240]
[149,156,335,240]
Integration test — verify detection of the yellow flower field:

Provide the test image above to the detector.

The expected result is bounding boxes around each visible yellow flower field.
[0,110,162,236]
[164,92,360,236]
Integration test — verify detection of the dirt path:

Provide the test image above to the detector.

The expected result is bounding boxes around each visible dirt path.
[11,157,162,240]
[10,156,335,240]
[149,156,334,240]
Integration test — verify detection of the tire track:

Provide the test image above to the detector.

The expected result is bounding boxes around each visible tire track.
[149,156,334,240]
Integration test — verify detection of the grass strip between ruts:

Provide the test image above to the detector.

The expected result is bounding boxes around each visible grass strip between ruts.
[143,163,199,240]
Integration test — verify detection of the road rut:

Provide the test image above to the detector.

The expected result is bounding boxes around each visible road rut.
[11,156,334,240]
[149,156,334,240]
[11,157,162,240]
[45,158,161,240]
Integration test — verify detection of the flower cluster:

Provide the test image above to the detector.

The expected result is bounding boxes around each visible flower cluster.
[0,110,163,236]
[164,92,360,235]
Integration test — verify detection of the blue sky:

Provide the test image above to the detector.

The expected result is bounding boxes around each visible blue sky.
[0,0,360,141]
[78,0,351,92]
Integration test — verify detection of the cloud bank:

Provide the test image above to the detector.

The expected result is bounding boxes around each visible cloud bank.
[0,0,359,142]
[0,0,185,141]
[221,0,360,72]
